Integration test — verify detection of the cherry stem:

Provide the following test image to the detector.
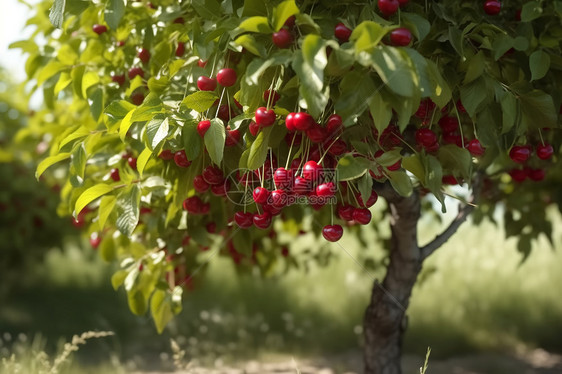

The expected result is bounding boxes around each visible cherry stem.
[318,134,341,164]
[210,53,218,77]
[330,204,334,225]
[214,87,227,119]
[538,129,545,146]
[270,148,277,190]
[452,103,465,148]
[285,132,297,170]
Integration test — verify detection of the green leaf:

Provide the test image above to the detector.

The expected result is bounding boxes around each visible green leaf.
[88,87,104,121]
[492,34,513,61]
[182,122,202,161]
[98,195,116,230]
[335,71,375,126]
[370,46,417,98]
[520,2,543,22]
[128,290,147,316]
[426,60,452,108]
[500,92,517,134]
[204,118,226,165]
[238,16,272,33]
[519,90,557,129]
[49,0,66,28]
[36,153,71,179]
[54,72,72,95]
[387,170,413,197]
[438,145,472,180]
[375,148,402,167]
[146,116,170,150]
[37,60,65,86]
[460,77,487,118]
[337,155,370,181]
[292,34,328,118]
[234,34,267,57]
[82,71,100,99]
[75,184,114,216]
[424,155,445,211]
[70,143,86,179]
[247,126,273,170]
[272,0,299,32]
[99,236,116,262]
[111,270,128,291]
[181,91,218,113]
[151,288,183,334]
[368,91,392,135]
[119,109,136,140]
[105,0,125,30]
[116,185,141,237]
[529,50,550,81]
[464,51,485,84]
[137,147,153,178]
[358,173,373,206]
[58,127,90,152]
[402,154,425,182]
[105,100,136,120]
[448,26,464,58]
[402,13,430,41]
[350,21,387,53]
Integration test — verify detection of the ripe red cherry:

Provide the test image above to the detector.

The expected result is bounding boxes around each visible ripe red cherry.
[264,90,281,106]
[128,67,144,80]
[225,129,241,146]
[89,232,101,249]
[216,68,237,87]
[334,23,352,43]
[326,114,343,133]
[111,74,125,86]
[173,17,185,24]
[175,43,185,57]
[110,168,120,182]
[127,157,137,170]
[183,196,202,214]
[509,168,527,182]
[202,166,224,185]
[159,149,173,160]
[387,160,401,171]
[270,189,287,208]
[338,205,354,221]
[528,168,545,182]
[285,113,297,131]
[92,24,107,35]
[509,145,531,163]
[322,224,344,242]
[378,0,399,16]
[200,202,210,214]
[466,139,485,157]
[537,144,554,160]
[248,121,260,136]
[253,212,272,229]
[211,180,229,196]
[255,107,276,127]
[353,208,372,225]
[198,59,207,68]
[272,28,293,48]
[390,28,412,46]
[253,187,270,204]
[138,48,151,63]
[206,222,217,233]
[302,160,322,181]
[234,212,254,228]
[397,0,409,6]
[284,15,296,28]
[484,0,501,15]
[316,182,336,198]
[357,190,378,208]
[197,76,217,91]
[438,116,459,132]
[442,175,460,185]
[131,92,144,105]
[174,150,191,168]
[415,128,438,148]
[197,120,211,137]
[306,124,326,143]
[274,168,292,189]
[193,175,210,193]
[293,112,314,131]
[293,176,311,195]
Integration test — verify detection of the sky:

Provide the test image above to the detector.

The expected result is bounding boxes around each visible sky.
[0,0,36,79]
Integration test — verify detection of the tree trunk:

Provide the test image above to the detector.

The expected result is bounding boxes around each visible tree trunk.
[363,189,422,374]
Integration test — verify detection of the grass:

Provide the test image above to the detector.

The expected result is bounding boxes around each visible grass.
[1,207,561,370]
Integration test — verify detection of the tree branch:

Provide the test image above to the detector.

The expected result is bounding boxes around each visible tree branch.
[420,173,483,260]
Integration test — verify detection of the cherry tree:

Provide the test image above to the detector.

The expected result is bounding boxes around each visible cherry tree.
[15,0,562,372]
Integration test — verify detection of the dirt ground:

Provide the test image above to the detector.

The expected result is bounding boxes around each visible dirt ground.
[135,349,562,374]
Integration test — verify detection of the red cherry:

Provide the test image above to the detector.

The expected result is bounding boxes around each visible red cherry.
[322,224,344,242]
[293,176,311,195]
[253,187,270,204]
[159,149,173,160]
[198,59,208,68]
[131,92,144,106]
[248,121,260,136]
[211,180,230,196]
[389,28,412,46]
[197,120,211,137]
[397,0,409,6]
[378,0,399,16]
[442,175,460,185]
[537,144,554,160]
[466,139,485,157]
[264,90,281,106]
[234,212,254,228]
[438,116,459,132]
[200,202,210,214]
[529,168,545,182]
[284,15,296,28]
[89,232,102,249]
[353,208,372,225]
[387,160,401,171]
[174,150,191,168]
[111,74,125,86]
[193,175,210,193]
[272,28,293,48]
[127,157,137,170]
[270,189,287,208]
[138,48,151,63]
[216,68,237,87]
[338,205,354,221]
[202,166,224,185]
[183,196,202,213]
[128,67,144,80]
[357,190,378,208]
[509,145,531,163]
[110,168,120,182]
[217,104,235,122]
[326,114,343,133]
[175,43,185,57]
[334,23,352,43]
[316,182,336,198]
[173,17,185,24]
[116,41,126,47]
[285,113,297,131]
[325,139,347,156]
[509,168,527,182]
[415,128,438,148]
[484,0,501,15]
[293,112,314,131]
[197,76,217,91]
[225,129,241,146]
[206,222,217,233]
[274,168,292,189]
[255,107,276,127]
[253,212,272,229]
[302,160,322,182]
[281,246,290,257]
[92,24,107,35]
[306,123,327,143]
